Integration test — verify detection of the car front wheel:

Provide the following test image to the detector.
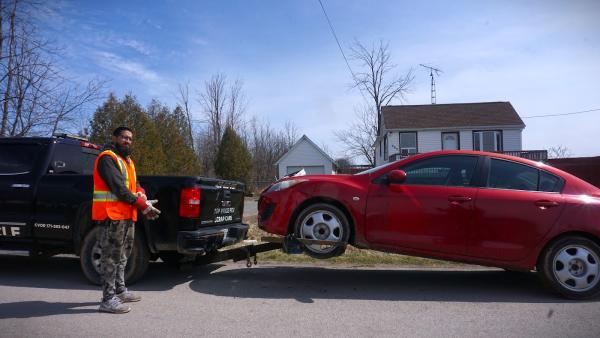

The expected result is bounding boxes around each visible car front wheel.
[538,236,600,300]
[294,203,350,259]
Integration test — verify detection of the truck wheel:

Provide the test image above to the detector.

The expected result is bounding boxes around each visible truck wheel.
[80,226,150,285]
[294,203,350,259]
[538,236,600,300]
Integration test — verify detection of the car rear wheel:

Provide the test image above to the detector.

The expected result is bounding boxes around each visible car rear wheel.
[294,203,350,259]
[538,236,600,300]
[80,225,150,285]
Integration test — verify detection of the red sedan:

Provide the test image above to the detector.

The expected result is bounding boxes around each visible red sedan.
[258,150,600,299]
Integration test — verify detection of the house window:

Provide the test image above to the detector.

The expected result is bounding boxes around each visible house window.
[399,132,417,156]
[383,135,388,160]
[473,130,503,152]
[379,141,382,157]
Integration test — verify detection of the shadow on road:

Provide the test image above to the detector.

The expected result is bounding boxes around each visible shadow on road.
[0,254,223,292]
[188,265,595,304]
[2,253,597,304]
[0,301,98,319]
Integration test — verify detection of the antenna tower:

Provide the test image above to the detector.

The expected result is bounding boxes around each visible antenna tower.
[420,64,442,104]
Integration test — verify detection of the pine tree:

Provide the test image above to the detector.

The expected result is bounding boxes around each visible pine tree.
[215,126,252,185]
[150,101,201,175]
[89,94,167,175]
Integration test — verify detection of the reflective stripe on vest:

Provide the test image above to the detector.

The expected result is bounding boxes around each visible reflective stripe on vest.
[113,155,129,187]
[92,190,119,202]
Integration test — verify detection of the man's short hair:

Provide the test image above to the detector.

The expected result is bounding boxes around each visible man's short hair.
[112,126,132,137]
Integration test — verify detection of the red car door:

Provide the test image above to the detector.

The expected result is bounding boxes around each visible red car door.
[468,158,565,261]
[366,155,480,255]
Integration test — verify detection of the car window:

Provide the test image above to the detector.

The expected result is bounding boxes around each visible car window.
[0,143,43,175]
[539,171,563,193]
[488,159,538,191]
[399,155,478,187]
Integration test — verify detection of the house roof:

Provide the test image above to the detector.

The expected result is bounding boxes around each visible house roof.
[381,102,525,130]
[275,134,335,165]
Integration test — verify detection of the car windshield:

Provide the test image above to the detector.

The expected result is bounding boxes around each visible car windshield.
[355,161,396,175]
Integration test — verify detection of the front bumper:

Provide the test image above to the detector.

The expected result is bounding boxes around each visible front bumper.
[176,223,249,254]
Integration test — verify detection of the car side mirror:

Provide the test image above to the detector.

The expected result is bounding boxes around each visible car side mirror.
[388,170,407,185]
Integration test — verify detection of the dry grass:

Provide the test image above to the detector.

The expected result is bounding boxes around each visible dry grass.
[242,215,467,267]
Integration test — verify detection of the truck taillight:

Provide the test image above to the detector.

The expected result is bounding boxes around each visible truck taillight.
[179,187,201,218]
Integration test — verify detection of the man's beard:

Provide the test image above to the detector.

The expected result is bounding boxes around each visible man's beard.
[115,143,131,157]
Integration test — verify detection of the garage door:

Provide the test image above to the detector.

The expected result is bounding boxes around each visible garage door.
[286,166,325,175]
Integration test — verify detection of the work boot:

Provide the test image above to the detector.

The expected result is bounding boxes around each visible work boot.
[116,289,142,303]
[99,297,131,314]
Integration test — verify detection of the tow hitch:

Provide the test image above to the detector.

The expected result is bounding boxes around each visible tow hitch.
[193,235,346,267]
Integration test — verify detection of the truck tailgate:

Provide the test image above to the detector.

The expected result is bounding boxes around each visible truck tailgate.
[198,179,245,227]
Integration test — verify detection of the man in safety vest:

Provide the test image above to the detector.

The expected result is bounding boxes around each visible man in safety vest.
[92,126,160,314]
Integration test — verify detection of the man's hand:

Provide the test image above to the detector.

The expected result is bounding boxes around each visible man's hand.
[142,199,161,220]
[136,191,147,202]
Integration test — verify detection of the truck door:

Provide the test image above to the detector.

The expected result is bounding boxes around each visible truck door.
[34,142,97,240]
[0,141,48,239]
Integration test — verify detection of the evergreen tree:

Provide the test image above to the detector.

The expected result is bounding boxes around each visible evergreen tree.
[150,101,201,175]
[214,126,252,185]
[89,94,167,175]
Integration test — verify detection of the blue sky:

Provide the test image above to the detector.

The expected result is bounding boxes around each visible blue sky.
[39,0,600,160]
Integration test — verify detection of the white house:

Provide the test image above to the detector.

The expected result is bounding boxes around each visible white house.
[275,135,336,178]
[374,102,526,165]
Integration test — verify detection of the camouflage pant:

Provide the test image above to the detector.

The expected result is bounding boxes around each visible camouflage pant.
[100,219,134,302]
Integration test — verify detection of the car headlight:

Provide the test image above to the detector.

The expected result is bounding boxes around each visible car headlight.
[266,179,306,193]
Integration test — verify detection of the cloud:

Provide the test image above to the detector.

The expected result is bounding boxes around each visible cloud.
[115,38,153,56]
[94,51,161,82]
[191,37,209,46]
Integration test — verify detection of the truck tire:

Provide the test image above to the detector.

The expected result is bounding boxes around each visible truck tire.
[294,203,350,259]
[80,225,150,285]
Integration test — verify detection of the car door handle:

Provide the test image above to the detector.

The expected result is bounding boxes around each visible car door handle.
[448,195,472,203]
[11,184,30,189]
[535,200,560,208]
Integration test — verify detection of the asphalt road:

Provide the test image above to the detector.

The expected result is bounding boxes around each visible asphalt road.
[244,198,258,217]
[1,254,599,337]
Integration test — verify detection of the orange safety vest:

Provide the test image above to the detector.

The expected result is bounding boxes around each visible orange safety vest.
[92,150,138,221]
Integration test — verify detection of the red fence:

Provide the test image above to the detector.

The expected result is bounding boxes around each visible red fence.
[548,157,600,188]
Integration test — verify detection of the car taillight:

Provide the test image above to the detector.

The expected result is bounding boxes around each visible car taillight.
[179,187,201,218]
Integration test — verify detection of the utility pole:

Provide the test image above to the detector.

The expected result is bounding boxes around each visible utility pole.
[420,64,442,104]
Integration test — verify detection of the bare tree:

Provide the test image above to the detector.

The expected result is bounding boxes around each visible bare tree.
[196,74,227,175]
[0,0,105,137]
[195,73,250,176]
[198,73,226,146]
[336,39,414,164]
[350,39,414,130]
[177,81,194,151]
[548,145,573,159]
[226,78,247,131]
[335,104,378,165]
[246,117,299,189]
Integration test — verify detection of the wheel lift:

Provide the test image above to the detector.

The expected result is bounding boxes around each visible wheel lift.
[193,235,346,268]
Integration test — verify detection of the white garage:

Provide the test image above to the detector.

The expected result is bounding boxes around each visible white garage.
[275,135,336,178]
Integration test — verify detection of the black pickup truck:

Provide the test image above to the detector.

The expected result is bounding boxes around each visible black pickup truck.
[0,134,248,284]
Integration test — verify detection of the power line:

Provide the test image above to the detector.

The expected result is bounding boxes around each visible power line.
[522,108,600,119]
[317,0,356,80]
